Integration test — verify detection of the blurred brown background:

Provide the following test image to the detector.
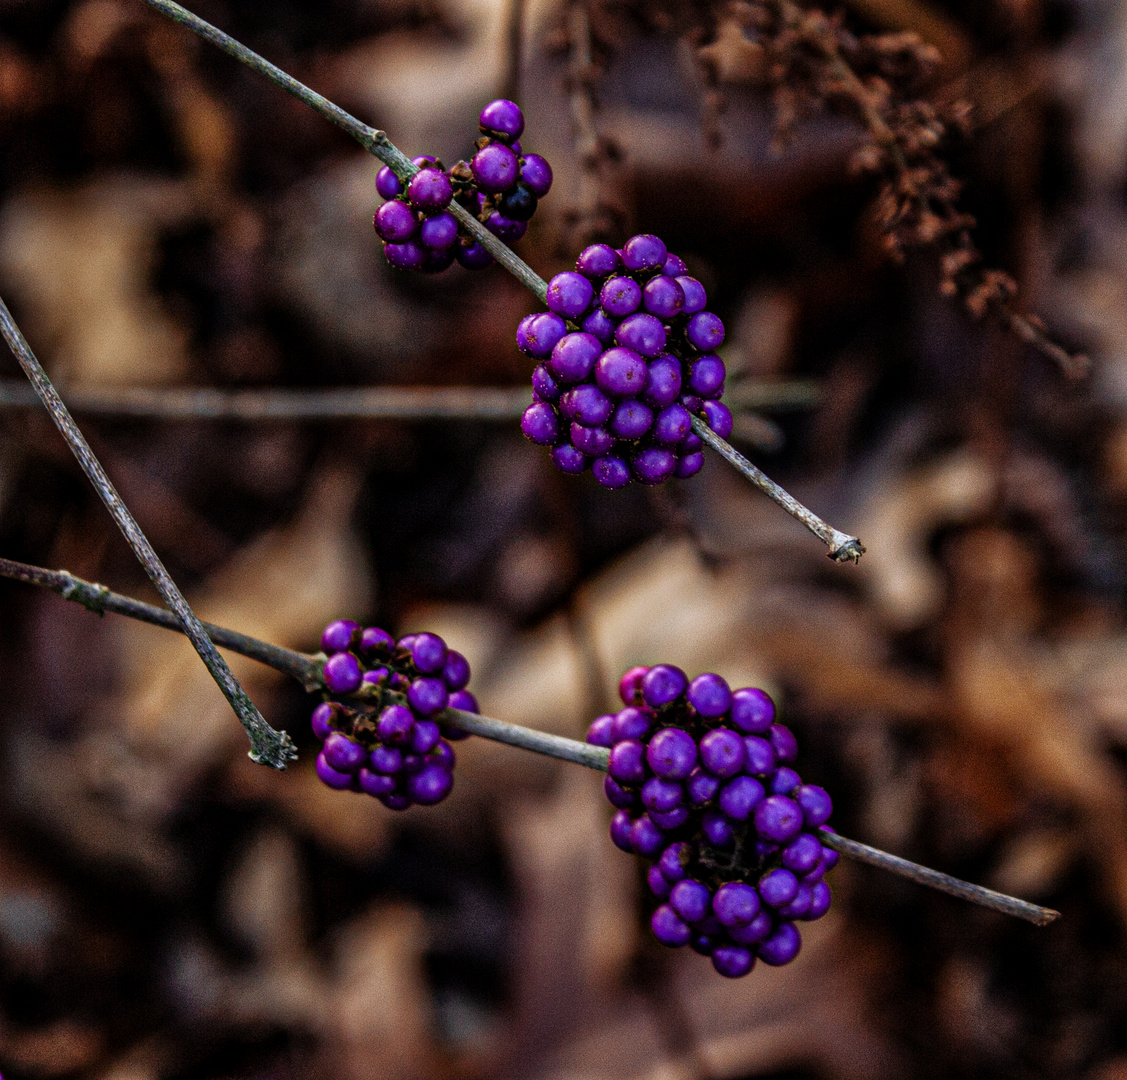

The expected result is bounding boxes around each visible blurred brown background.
[0,0,1124,1077]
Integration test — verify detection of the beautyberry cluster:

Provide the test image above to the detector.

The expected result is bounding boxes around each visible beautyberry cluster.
[373,98,552,273]
[519,235,733,487]
[312,619,479,810]
[588,665,835,978]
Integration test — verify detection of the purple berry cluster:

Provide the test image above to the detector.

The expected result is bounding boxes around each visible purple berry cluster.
[313,619,479,810]
[518,235,733,487]
[588,665,835,978]
[373,98,552,273]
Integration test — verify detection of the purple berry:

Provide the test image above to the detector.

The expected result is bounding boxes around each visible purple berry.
[619,666,649,705]
[407,168,452,213]
[520,153,553,197]
[782,833,823,874]
[755,795,804,844]
[411,720,442,754]
[608,400,653,440]
[609,809,635,852]
[369,745,403,774]
[687,312,725,352]
[742,736,776,775]
[680,432,703,453]
[718,775,765,821]
[570,422,614,458]
[643,275,685,318]
[701,810,734,846]
[374,199,418,243]
[456,241,494,269]
[806,882,832,920]
[713,882,761,928]
[411,156,440,168]
[650,806,690,830]
[699,728,745,778]
[419,212,458,250]
[376,166,402,199]
[648,863,672,899]
[357,769,397,798]
[669,878,711,923]
[441,650,470,691]
[688,355,726,398]
[524,313,568,357]
[608,739,646,784]
[323,652,362,694]
[687,767,720,806]
[562,383,612,425]
[361,668,386,688]
[408,763,454,805]
[380,793,412,811]
[795,784,833,826]
[323,731,367,773]
[549,332,602,384]
[603,774,637,809]
[674,453,703,480]
[408,676,449,716]
[615,313,666,357]
[484,212,526,243]
[690,933,715,956]
[758,868,798,908]
[479,98,525,140]
[520,402,560,445]
[384,241,425,270]
[611,706,653,742]
[577,243,620,279]
[770,769,800,797]
[687,672,733,717]
[643,355,682,408]
[632,447,676,485]
[621,234,667,274]
[680,393,703,413]
[311,701,339,740]
[676,276,707,314]
[652,404,692,446]
[316,752,353,790]
[581,307,616,344]
[778,883,813,920]
[731,688,775,733]
[729,909,774,945]
[629,815,665,856]
[600,276,642,317]
[546,272,595,318]
[641,664,687,707]
[769,723,799,764]
[642,776,684,813]
[420,248,456,274]
[757,922,801,966]
[659,841,692,883]
[531,364,560,403]
[711,945,754,978]
[472,143,519,192]
[651,904,691,947]
[411,632,448,674]
[647,727,697,780]
[322,619,360,653]
[551,444,587,474]
[497,182,538,222]
[360,626,395,654]
[593,455,631,488]
[702,400,733,439]
[378,704,415,744]
[595,347,648,397]
[663,253,687,276]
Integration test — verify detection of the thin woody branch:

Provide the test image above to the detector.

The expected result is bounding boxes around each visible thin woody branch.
[0,556,1059,927]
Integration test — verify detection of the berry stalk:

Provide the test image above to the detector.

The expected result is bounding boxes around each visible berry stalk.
[0,301,297,770]
[134,0,864,562]
[0,555,1059,926]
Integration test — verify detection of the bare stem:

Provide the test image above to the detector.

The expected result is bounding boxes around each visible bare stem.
[134,0,861,559]
[0,299,295,768]
[0,556,1058,926]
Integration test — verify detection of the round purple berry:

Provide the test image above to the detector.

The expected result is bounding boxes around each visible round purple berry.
[646,727,697,780]
[713,882,761,928]
[369,744,403,774]
[311,701,339,740]
[621,234,667,273]
[742,736,776,775]
[441,650,470,692]
[595,347,648,397]
[569,421,613,457]
[484,213,526,243]
[603,774,636,809]
[641,664,688,707]
[701,810,734,846]
[642,275,685,318]
[581,307,616,344]
[729,910,774,945]
[384,241,425,270]
[609,400,653,440]
[563,383,612,426]
[687,312,725,352]
[663,253,687,276]
[642,776,684,814]
[374,199,418,243]
[407,168,452,213]
[769,723,799,764]
[782,833,823,874]
[360,626,394,654]
[472,143,519,192]
[323,732,367,773]
[549,332,602,384]
[674,453,704,480]
[376,166,402,199]
[522,312,567,356]
[758,868,799,908]
[651,904,691,947]
[632,447,676,485]
[648,863,672,899]
[611,706,653,742]
[546,272,595,318]
[806,882,832,920]
[757,922,801,966]
[795,784,833,827]
[531,364,560,403]
[593,455,631,489]
[676,276,707,314]
[687,767,721,806]
[411,720,442,754]
[731,688,775,733]
[577,243,620,279]
[419,212,458,250]
[701,400,733,439]
[411,632,447,674]
[629,815,665,857]
[652,404,692,446]
[600,276,642,317]
[688,355,726,398]
[321,619,360,654]
[520,153,553,197]
[357,769,397,798]
[687,673,733,718]
[479,98,525,140]
[408,763,454,805]
[670,879,711,924]
[711,946,754,979]
[323,652,362,694]
[615,313,666,357]
[551,444,587,474]
[619,666,649,705]
[755,795,804,844]
[408,677,449,716]
[771,767,801,796]
[608,739,646,785]
[699,728,745,778]
[456,241,494,269]
[521,402,560,446]
[718,775,765,821]
[777,883,813,920]
[659,841,692,883]
[378,704,415,744]
[497,182,538,222]
[609,810,634,852]
[650,806,690,830]
[643,355,682,409]
[315,752,353,790]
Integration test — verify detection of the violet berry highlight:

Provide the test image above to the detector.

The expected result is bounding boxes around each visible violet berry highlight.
[588,666,835,978]
[311,620,480,810]
[519,235,732,488]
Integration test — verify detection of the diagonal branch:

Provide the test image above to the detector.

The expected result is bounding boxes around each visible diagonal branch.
[134,0,864,562]
[0,555,1058,926]
[0,299,296,768]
